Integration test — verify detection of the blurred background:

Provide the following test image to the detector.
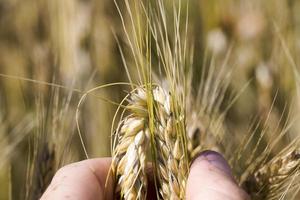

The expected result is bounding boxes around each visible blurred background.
[0,0,300,199]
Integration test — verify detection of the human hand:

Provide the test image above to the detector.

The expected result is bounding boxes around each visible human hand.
[41,158,113,200]
[186,151,250,200]
[41,151,249,200]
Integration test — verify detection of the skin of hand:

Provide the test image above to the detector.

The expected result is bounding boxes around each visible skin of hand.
[41,151,250,200]
[186,151,250,200]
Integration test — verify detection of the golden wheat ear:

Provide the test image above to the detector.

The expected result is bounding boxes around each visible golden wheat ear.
[111,85,188,200]
[242,148,300,200]
[152,86,188,199]
[112,87,150,200]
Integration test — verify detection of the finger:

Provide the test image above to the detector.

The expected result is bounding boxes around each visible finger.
[41,158,113,200]
[186,151,250,200]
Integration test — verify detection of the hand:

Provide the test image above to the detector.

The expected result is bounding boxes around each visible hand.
[41,151,249,200]
[186,151,250,200]
[41,158,113,200]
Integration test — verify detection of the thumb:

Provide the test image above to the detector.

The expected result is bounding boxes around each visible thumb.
[186,151,249,200]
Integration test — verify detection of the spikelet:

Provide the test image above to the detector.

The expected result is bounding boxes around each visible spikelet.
[243,149,300,199]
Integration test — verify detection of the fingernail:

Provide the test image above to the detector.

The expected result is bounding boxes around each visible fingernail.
[191,150,233,176]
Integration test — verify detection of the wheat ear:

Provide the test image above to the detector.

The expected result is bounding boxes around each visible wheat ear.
[34,144,56,199]
[243,149,300,199]
[112,86,188,199]
[112,87,150,200]
[152,87,188,199]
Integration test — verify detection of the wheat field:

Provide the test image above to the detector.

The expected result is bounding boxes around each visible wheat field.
[0,0,300,199]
